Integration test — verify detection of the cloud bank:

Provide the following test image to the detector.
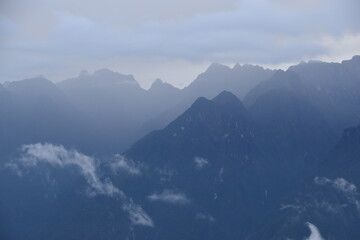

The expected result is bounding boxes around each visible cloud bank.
[0,0,359,86]
[7,143,154,227]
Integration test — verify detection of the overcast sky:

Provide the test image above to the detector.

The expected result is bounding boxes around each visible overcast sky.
[1,0,359,88]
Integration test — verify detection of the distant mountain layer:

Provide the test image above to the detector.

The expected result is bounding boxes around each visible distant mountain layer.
[0,56,359,156]
[0,62,277,156]
[245,56,360,133]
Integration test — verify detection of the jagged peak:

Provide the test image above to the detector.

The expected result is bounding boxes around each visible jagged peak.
[232,63,265,71]
[149,78,179,92]
[212,91,240,103]
[150,78,164,89]
[190,96,213,109]
[206,62,231,72]
[212,91,247,113]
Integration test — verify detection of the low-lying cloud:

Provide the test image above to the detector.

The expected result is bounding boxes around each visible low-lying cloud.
[6,143,154,227]
[281,176,360,216]
[314,176,360,212]
[305,222,325,240]
[196,212,216,223]
[147,189,190,205]
[110,154,142,176]
[194,156,209,169]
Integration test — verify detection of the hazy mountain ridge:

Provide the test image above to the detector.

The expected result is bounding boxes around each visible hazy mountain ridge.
[244,55,360,133]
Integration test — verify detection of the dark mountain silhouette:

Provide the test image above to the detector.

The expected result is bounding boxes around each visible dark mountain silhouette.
[122,90,338,239]
[123,91,271,239]
[125,91,258,167]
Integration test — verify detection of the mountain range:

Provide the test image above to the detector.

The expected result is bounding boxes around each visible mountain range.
[0,56,360,239]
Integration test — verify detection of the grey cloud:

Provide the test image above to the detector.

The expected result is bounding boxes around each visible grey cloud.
[147,189,190,205]
[1,0,359,85]
[7,143,154,227]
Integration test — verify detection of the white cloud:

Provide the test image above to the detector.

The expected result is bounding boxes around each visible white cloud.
[314,176,360,212]
[7,143,154,227]
[305,222,325,240]
[280,204,306,213]
[123,199,154,227]
[332,178,358,195]
[14,143,121,196]
[110,154,142,176]
[194,156,209,169]
[147,189,190,205]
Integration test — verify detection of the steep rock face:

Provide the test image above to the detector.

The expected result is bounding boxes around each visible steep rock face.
[125,91,258,167]
[123,91,270,239]
[123,90,336,239]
